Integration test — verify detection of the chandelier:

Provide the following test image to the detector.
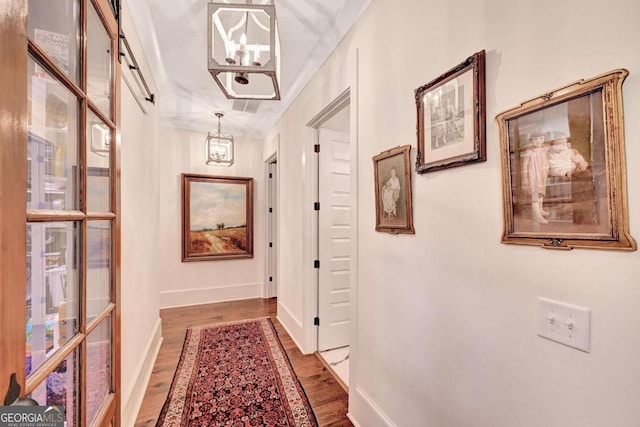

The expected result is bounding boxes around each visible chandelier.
[207,0,281,100]
[206,113,234,166]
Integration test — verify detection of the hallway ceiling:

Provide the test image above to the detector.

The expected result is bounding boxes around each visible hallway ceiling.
[126,0,373,139]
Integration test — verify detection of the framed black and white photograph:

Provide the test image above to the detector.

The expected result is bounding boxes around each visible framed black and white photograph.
[496,69,636,250]
[415,50,486,173]
[373,145,414,234]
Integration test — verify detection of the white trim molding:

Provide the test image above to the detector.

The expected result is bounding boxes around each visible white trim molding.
[302,47,359,360]
[122,318,163,426]
[348,386,397,427]
[276,300,309,354]
[159,282,263,309]
[264,142,279,298]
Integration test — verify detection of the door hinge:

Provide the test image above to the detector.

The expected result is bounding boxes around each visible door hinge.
[314,317,320,326]
[269,276,273,282]
[269,242,273,247]
[314,260,320,269]
[269,173,273,178]
[314,144,320,153]
[269,207,273,213]
[314,202,320,211]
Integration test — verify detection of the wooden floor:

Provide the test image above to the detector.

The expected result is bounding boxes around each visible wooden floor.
[134,298,352,427]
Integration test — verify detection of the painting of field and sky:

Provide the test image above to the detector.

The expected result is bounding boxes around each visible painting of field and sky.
[182,174,253,261]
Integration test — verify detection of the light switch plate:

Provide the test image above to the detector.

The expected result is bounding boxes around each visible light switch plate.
[538,297,591,353]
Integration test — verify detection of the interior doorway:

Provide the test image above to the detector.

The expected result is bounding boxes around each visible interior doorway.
[311,93,353,388]
[266,156,278,298]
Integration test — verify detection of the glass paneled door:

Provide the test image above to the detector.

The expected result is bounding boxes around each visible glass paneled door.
[0,1,120,425]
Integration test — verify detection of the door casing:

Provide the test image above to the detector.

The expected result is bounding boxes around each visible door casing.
[265,150,278,298]
[304,48,359,367]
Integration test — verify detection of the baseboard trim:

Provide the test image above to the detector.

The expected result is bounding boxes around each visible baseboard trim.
[121,318,163,426]
[315,352,348,393]
[348,386,397,427]
[276,301,309,354]
[347,412,361,427]
[159,282,263,308]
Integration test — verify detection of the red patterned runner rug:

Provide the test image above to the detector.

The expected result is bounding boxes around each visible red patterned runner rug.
[156,317,318,427]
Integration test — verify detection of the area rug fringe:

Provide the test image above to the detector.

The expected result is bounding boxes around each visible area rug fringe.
[156,317,318,426]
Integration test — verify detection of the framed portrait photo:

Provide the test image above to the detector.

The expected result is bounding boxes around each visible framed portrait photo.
[496,69,636,251]
[182,174,254,261]
[373,145,414,234]
[415,50,486,173]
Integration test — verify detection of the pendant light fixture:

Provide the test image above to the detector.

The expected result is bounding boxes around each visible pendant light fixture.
[206,113,234,166]
[207,0,281,100]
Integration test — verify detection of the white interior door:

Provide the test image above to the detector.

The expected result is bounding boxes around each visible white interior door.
[318,128,351,351]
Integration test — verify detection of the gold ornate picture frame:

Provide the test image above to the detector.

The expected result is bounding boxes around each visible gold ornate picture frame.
[373,145,415,234]
[496,69,636,250]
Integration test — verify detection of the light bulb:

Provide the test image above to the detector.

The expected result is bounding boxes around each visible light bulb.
[214,143,226,158]
[240,33,247,50]
[227,40,236,59]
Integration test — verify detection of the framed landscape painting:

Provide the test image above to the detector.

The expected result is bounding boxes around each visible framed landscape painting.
[182,174,254,261]
[496,69,636,251]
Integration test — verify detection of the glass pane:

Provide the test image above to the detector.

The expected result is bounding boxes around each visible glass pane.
[87,317,112,424]
[26,222,80,375]
[87,4,113,119]
[28,56,79,211]
[29,349,79,426]
[28,0,80,83]
[87,221,111,319]
[87,109,112,212]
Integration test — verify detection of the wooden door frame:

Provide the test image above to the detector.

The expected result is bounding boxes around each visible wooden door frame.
[0,0,29,400]
[90,3,122,425]
[0,1,121,425]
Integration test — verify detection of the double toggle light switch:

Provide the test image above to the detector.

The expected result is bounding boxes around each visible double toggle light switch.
[538,297,591,352]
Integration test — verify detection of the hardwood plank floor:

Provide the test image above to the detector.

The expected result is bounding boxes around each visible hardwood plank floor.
[134,298,352,427]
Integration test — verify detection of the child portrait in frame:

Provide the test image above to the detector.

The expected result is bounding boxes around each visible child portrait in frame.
[496,69,636,250]
[373,145,415,234]
[415,50,486,173]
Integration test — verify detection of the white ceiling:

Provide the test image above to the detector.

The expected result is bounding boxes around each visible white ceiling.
[126,0,373,139]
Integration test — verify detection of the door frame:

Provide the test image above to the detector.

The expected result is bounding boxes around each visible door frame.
[0,2,122,425]
[264,146,278,298]
[304,49,359,367]
[310,96,351,353]
[0,0,29,399]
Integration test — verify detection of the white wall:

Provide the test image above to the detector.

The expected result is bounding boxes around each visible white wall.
[267,0,640,425]
[263,119,311,346]
[156,127,266,308]
[119,3,163,425]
